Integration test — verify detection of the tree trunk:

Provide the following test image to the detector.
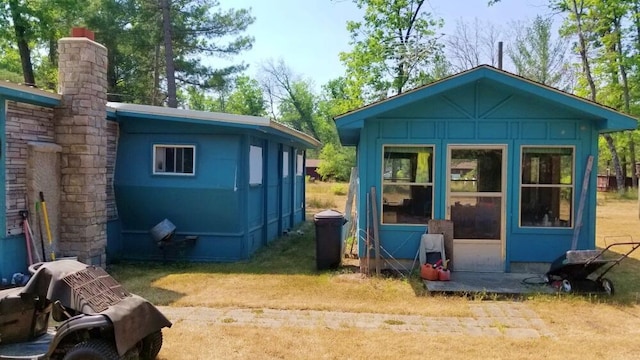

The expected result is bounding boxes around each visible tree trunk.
[153,44,161,106]
[396,62,406,95]
[628,133,637,186]
[570,0,625,192]
[161,0,177,108]
[613,16,638,189]
[604,134,625,193]
[9,0,35,86]
[46,37,58,90]
[633,1,640,216]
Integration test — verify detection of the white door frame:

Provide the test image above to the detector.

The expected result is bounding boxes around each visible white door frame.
[445,144,506,272]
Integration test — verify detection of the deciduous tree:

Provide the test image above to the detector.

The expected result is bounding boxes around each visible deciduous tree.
[446,18,502,71]
[508,15,574,90]
[340,0,444,101]
[260,59,320,140]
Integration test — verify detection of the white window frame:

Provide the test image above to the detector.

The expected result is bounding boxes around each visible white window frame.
[283,150,290,178]
[249,145,263,185]
[519,145,575,228]
[381,144,435,226]
[153,144,196,176]
[296,153,304,176]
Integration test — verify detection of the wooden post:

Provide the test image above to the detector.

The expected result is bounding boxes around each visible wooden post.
[572,155,593,250]
[343,167,358,256]
[370,187,381,276]
[363,192,370,275]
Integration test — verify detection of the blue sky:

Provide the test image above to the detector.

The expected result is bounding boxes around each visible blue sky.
[221,0,553,89]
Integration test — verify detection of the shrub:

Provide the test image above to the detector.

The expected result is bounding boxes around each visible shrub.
[331,184,348,196]
[317,144,356,181]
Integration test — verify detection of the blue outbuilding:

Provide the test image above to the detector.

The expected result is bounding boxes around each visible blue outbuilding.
[107,103,320,262]
[335,65,637,273]
[0,33,320,282]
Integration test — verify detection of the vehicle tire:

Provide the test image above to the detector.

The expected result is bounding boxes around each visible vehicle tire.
[140,330,163,360]
[63,339,120,360]
[600,278,615,296]
[561,279,572,293]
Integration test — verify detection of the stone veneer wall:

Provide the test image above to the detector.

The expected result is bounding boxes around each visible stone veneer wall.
[55,37,108,266]
[106,120,119,221]
[5,101,55,235]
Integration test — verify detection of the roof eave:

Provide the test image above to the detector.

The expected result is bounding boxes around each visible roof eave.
[107,103,321,148]
[491,70,638,132]
[334,67,486,125]
[0,83,61,107]
[599,116,638,133]
[335,65,638,135]
[269,121,321,149]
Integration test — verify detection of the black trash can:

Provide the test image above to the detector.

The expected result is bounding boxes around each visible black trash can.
[314,209,345,270]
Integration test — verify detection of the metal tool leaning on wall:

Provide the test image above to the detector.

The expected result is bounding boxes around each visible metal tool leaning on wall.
[38,191,56,261]
[19,210,41,265]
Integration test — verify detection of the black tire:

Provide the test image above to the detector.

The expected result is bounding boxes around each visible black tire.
[600,278,615,296]
[140,330,163,360]
[63,339,120,360]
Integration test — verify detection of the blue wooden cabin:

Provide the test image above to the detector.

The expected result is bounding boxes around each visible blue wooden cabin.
[335,65,636,272]
[107,103,320,262]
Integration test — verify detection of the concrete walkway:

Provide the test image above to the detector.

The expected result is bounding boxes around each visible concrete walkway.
[159,302,554,339]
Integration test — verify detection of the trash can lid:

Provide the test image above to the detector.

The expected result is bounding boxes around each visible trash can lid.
[314,209,344,220]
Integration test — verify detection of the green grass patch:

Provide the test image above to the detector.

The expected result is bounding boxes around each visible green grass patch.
[330,184,348,196]
[600,187,638,200]
[307,197,336,209]
[108,222,319,303]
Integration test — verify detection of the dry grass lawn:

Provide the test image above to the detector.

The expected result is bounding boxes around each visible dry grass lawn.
[161,324,640,360]
[111,185,640,359]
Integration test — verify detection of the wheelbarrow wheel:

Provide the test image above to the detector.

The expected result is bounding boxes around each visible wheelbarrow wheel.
[600,278,615,296]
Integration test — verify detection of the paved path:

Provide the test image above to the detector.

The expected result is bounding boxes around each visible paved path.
[159,302,553,339]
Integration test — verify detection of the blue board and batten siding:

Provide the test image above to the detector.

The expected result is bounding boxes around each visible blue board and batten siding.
[266,141,281,243]
[110,114,314,262]
[337,66,636,272]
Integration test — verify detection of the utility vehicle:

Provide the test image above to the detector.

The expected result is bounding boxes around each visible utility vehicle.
[0,260,171,359]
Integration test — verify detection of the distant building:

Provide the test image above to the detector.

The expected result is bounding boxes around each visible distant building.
[306,159,322,180]
[596,175,634,191]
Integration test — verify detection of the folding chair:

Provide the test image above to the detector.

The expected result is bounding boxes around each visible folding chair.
[419,233,446,266]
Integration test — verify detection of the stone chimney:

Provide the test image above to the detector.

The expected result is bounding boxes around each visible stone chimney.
[54,29,108,266]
